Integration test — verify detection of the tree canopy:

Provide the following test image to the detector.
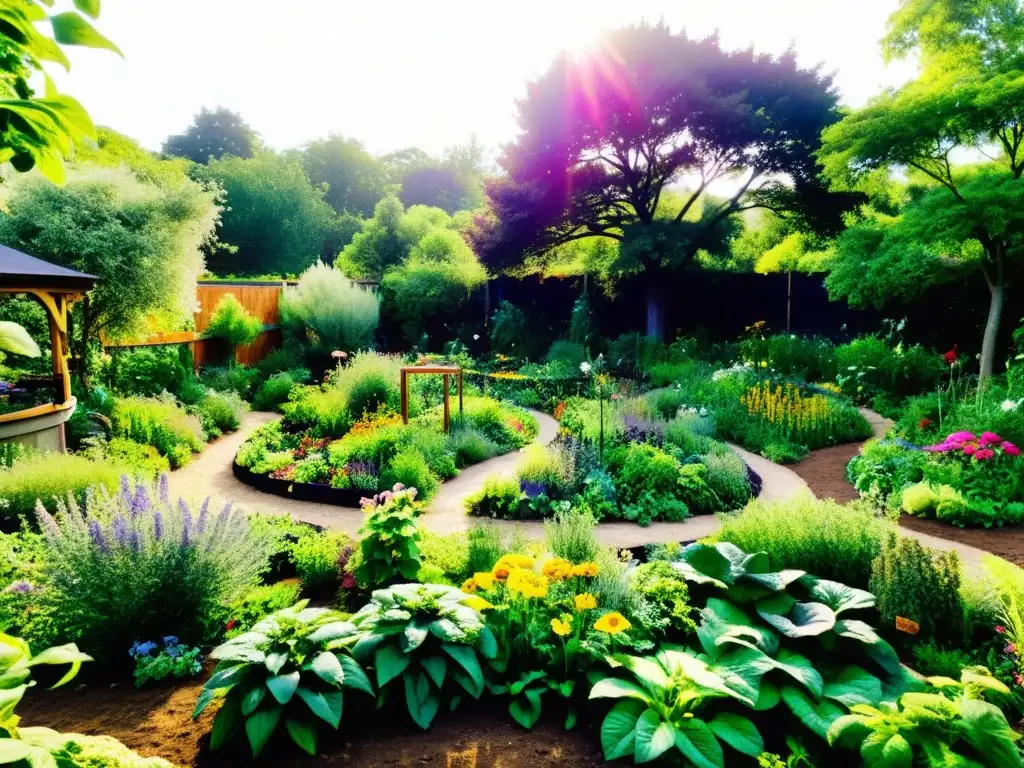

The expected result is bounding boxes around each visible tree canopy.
[195,152,337,276]
[473,22,850,337]
[298,134,387,217]
[162,106,260,164]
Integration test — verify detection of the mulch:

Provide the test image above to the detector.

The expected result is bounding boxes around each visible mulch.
[789,439,1024,567]
[18,677,606,768]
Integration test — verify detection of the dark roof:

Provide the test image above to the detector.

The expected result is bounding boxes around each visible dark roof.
[0,244,97,292]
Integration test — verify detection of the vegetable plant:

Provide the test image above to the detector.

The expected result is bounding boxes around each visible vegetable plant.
[194,601,372,757]
[354,486,423,589]
[350,583,496,729]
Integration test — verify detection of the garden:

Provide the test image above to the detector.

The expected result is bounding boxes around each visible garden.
[3,1,1024,766]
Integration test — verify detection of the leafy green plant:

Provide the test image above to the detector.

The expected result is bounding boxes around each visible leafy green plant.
[631,561,697,639]
[130,636,203,688]
[544,507,601,564]
[195,388,248,439]
[194,601,372,756]
[205,293,264,365]
[291,532,350,595]
[350,583,496,729]
[226,581,303,638]
[828,669,1020,767]
[110,394,204,468]
[280,261,380,352]
[381,448,441,500]
[253,370,306,411]
[0,452,128,525]
[465,476,526,519]
[355,487,423,589]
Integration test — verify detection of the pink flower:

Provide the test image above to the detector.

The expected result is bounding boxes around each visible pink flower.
[947,431,976,443]
[997,625,1007,634]
[980,431,1004,445]
[975,448,995,461]
[1003,442,1021,457]
[1007,643,1018,655]
[963,444,977,456]
[1016,674,1024,687]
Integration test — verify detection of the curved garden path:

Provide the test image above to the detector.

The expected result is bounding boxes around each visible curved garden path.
[168,405,989,565]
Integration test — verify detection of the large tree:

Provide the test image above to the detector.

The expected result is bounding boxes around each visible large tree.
[196,152,336,276]
[162,106,259,164]
[298,134,387,217]
[820,0,1024,384]
[474,22,849,339]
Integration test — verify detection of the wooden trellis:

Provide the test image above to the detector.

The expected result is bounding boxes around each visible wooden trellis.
[400,365,463,433]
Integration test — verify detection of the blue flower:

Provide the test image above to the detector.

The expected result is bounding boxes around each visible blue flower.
[129,640,158,659]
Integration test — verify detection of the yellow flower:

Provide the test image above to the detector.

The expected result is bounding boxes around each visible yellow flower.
[506,568,549,599]
[472,571,495,590]
[542,558,572,581]
[594,612,631,635]
[461,578,477,593]
[464,596,494,612]
[551,617,572,636]
[494,554,535,575]
[574,593,597,612]
[571,562,599,578]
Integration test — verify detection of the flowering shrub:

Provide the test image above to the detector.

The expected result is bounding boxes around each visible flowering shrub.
[923,430,1021,460]
[29,475,268,665]
[354,486,423,589]
[130,635,202,687]
[740,381,868,449]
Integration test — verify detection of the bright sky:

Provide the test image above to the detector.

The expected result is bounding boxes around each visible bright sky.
[51,0,917,163]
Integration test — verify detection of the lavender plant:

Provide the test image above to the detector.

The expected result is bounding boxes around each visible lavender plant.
[31,475,269,667]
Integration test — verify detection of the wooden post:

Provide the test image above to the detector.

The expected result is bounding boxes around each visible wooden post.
[442,374,450,433]
[458,371,464,417]
[401,369,408,424]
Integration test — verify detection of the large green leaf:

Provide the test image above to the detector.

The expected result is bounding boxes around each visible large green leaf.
[266,671,300,705]
[308,652,344,688]
[754,681,781,711]
[441,644,483,698]
[673,717,725,768]
[589,677,653,704]
[658,649,748,703]
[780,685,846,739]
[203,663,249,692]
[509,688,544,730]
[338,655,373,696]
[634,708,676,764]
[477,626,498,660]
[758,602,836,638]
[708,646,771,707]
[264,650,288,675]
[0,740,35,763]
[0,322,41,357]
[240,684,266,716]
[285,718,317,756]
[209,690,243,750]
[50,12,121,54]
[700,598,779,655]
[296,687,342,728]
[613,655,670,692]
[801,577,875,615]
[245,706,282,757]
[861,730,913,767]
[601,700,644,761]
[744,569,806,592]
[402,620,430,652]
[823,666,883,708]
[375,644,410,687]
[770,649,823,697]
[827,714,874,749]
[673,544,734,588]
[835,620,903,678]
[955,698,1023,768]
[403,670,440,729]
[307,621,357,645]
[707,712,764,757]
[421,656,447,689]
[73,0,101,19]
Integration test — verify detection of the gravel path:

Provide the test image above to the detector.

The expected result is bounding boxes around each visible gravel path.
[167,405,989,567]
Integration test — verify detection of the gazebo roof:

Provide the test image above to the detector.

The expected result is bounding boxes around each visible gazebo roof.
[0,244,96,293]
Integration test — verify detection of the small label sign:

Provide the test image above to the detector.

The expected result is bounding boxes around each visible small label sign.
[896,616,920,635]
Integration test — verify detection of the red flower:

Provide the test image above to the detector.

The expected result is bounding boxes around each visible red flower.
[943,345,958,365]
[918,417,933,430]
[225,619,237,631]
[996,625,1007,634]
[341,574,357,590]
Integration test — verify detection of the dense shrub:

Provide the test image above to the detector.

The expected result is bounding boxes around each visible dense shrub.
[870,531,969,648]
[846,438,928,507]
[29,477,268,665]
[446,426,499,467]
[291,530,351,595]
[195,388,247,438]
[111,395,204,468]
[280,260,380,351]
[282,386,352,437]
[0,452,127,524]
[489,300,531,358]
[81,437,170,480]
[453,397,538,450]
[204,293,263,359]
[419,531,470,582]
[103,346,188,397]
[251,368,306,411]
[198,364,260,398]
[834,336,944,404]
[714,494,889,588]
[381,447,441,500]
[465,476,526,519]
[701,447,753,508]
[225,580,301,636]
[631,560,697,638]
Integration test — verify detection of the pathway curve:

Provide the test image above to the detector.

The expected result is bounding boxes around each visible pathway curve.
[168,405,991,566]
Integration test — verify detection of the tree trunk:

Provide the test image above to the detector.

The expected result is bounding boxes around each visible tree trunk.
[979,261,1005,389]
[645,284,665,341]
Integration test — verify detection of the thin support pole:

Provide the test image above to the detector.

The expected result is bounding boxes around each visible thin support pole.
[401,369,409,424]
[599,393,604,463]
[442,374,451,434]
[458,371,464,416]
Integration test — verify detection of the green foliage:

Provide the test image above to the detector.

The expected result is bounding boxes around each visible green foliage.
[227,581,303,638]
[195,601,372,757]
[355,488,423,589]
[714,495,890,589]
[350,582,496,729]
[253,369,306,411]
[103,346,188,397]
[870,531,968,648]
[911,641,976,680]
[834,337,944,405]
[131,636,203,688]
[702,447,753,509]
[80,437,170,480]
[0,166,220,375]
[465,525,506,575]
[381,448,441,501]
[280,261,380,352]
[299,134,386,217]
[29,732,175,767]
[205,293,264,352]
[490,301,530,358]
[544,507,601,564]
[631,561,697,638]
[291,532,350,595]
[111,395,204,468]
[419,532,470,584]
[846,439,928,508]
[199,364,260,399]
[197,151,336,276]
[0,452,127,524]
[465,476,526,520]
[162,106,258,164]
[446,427,500,467]
[452,397,537,451]
[828,669,1019,768]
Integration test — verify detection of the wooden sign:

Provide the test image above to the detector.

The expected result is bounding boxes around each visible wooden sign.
[895,616,920,635]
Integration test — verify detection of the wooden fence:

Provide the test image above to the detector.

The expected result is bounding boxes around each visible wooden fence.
[103,281,291,369]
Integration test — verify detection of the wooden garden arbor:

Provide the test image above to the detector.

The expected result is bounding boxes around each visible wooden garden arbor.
[400,364,463,433]
[0,245,96,452]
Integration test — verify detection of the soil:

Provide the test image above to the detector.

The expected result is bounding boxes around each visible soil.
[18,679,606,768]
[898,514,1024,567]
[788,442,862,503]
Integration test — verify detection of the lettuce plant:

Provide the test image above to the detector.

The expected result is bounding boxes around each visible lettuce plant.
[350,583,496,729]
[828,669,1021,767]
[194,601,372,757]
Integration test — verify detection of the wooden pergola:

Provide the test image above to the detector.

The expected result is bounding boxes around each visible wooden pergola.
[0,245,96,452]
[400,364,463,433]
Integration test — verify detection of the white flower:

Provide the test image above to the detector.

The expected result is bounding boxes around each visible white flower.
[847,366,858,371]
[1003,399,1019,412]
[473,334,480,341]
[579,361,592,375]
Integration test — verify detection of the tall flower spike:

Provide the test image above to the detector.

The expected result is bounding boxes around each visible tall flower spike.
[196,497,210,535]
[34,501,61,540]
[158,474,169,504]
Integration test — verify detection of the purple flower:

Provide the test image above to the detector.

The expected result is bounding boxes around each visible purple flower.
[178,499,193,547]
[128,530,142,553]
[158,474,169,503]
[153,510,163,542]
[111,514,128,547]
[88,518,108,552]
[520,480,547,499]
[4,580,35,595]
[130,484,150,519]
[34,503,61,540]
[196,498,210,534]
